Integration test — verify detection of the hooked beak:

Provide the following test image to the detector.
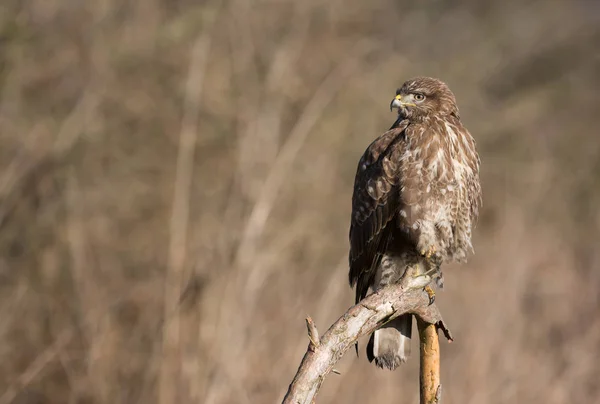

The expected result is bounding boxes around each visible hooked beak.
[390,94,415,111]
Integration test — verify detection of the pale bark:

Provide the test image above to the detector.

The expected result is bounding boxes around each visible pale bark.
[282,284,452,404]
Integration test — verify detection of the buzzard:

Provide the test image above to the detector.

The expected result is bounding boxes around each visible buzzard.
[348,77,482,370]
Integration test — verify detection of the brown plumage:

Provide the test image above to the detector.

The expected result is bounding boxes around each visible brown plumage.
[348,77,482,370]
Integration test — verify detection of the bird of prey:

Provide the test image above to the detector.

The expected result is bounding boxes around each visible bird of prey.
[348,77,482,370]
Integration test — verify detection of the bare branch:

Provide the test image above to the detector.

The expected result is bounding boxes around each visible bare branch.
[282,285,452,404]
[417,317,441,404]
[159,12,218,403]
[306,317,320,351]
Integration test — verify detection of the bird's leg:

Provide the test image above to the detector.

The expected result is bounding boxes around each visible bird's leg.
[411,247,443,305]
[420,246,442,277]
[424,285,436,305]
[404,271,436,305]
[420,245,436,259]
[403,263,433,290]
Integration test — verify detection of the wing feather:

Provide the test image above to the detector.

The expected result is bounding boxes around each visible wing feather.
[348,123,408,303]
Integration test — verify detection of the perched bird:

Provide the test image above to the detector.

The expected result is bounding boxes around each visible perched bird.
[348,77,482,370]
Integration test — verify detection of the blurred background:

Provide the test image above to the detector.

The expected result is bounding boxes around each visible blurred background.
[1,0,599,403]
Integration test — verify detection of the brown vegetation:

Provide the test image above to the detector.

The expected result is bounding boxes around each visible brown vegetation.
[0,1,599,403]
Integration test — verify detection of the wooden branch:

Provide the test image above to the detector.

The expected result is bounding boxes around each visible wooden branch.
[417,317,442,404]
[282,284,452,404]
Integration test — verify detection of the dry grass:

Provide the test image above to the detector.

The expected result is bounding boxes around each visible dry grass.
[1,0,599,403]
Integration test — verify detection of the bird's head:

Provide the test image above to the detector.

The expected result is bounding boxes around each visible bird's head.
[390,77,459,121]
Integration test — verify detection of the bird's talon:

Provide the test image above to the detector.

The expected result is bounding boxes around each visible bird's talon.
[421,246,436,259]
[425,285,436,305]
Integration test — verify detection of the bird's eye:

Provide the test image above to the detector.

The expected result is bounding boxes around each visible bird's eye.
[414,94,425,101]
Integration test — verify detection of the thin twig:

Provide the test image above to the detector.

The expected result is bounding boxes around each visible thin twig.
[237,41,373,272]
[0,93,98,228]
[306,317,320,351]
[0,330,73,404]
[158,20,216,404]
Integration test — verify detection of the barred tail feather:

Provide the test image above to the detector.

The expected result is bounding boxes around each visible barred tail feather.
[366,313,412,370]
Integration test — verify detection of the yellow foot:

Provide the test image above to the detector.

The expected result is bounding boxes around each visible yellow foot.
[424,285,436,305]
[420,246,436,259]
